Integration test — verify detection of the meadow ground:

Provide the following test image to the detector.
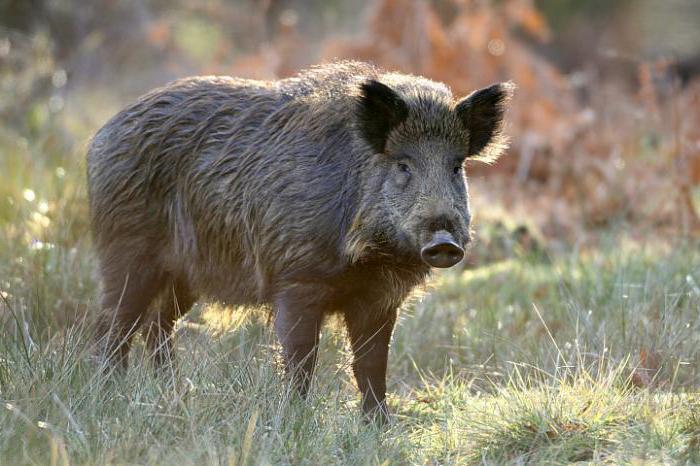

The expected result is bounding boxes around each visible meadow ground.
[1,100,699,465]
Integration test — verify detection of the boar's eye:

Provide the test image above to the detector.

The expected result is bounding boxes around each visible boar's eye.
[453,165,462,174]
[398,163,411,174]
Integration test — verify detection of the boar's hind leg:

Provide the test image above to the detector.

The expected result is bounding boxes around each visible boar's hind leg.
[144,278,196,369]
[96,255,166,372]
[274,287,327,397]
[345,308,397,423]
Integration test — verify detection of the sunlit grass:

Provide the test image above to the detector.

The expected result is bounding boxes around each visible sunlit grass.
[1,92,699,464]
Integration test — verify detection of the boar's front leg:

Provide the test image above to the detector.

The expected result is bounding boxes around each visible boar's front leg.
[345,307,397,422]
[274,287,325,397]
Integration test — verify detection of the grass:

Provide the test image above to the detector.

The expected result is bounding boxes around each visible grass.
[1,92,700,465]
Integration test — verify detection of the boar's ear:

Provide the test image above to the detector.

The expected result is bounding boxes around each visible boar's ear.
[455,82,515,162]
[357,79,409,154]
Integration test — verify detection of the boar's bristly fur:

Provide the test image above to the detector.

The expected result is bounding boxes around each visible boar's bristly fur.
[87,60,513,421]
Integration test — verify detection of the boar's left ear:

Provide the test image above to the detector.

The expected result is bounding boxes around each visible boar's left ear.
[455,82,515,162]
[357,79,409,154]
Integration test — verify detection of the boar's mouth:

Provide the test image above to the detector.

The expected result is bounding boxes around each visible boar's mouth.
[420,230,464,268]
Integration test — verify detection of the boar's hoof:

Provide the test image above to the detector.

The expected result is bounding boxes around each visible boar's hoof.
[421,231,464,268]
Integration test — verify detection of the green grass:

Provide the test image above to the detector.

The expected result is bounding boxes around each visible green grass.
[1,93,700,465]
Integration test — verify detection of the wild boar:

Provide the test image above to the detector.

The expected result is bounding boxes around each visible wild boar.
[87,60,513,420]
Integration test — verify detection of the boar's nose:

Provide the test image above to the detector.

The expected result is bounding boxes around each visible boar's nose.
[420,230,464,268]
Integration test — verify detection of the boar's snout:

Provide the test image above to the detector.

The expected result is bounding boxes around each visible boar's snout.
[420,230,464,268]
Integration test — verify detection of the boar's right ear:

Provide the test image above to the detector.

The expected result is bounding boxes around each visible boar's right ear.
[357,80,409,154]
[455,82,515,162]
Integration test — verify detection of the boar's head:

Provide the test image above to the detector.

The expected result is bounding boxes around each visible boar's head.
[353,77,513,268]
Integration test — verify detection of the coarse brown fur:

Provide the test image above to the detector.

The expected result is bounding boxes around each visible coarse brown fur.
[87,60,513,420]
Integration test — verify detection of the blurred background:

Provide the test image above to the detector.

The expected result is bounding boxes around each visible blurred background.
[1,0,700,323]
